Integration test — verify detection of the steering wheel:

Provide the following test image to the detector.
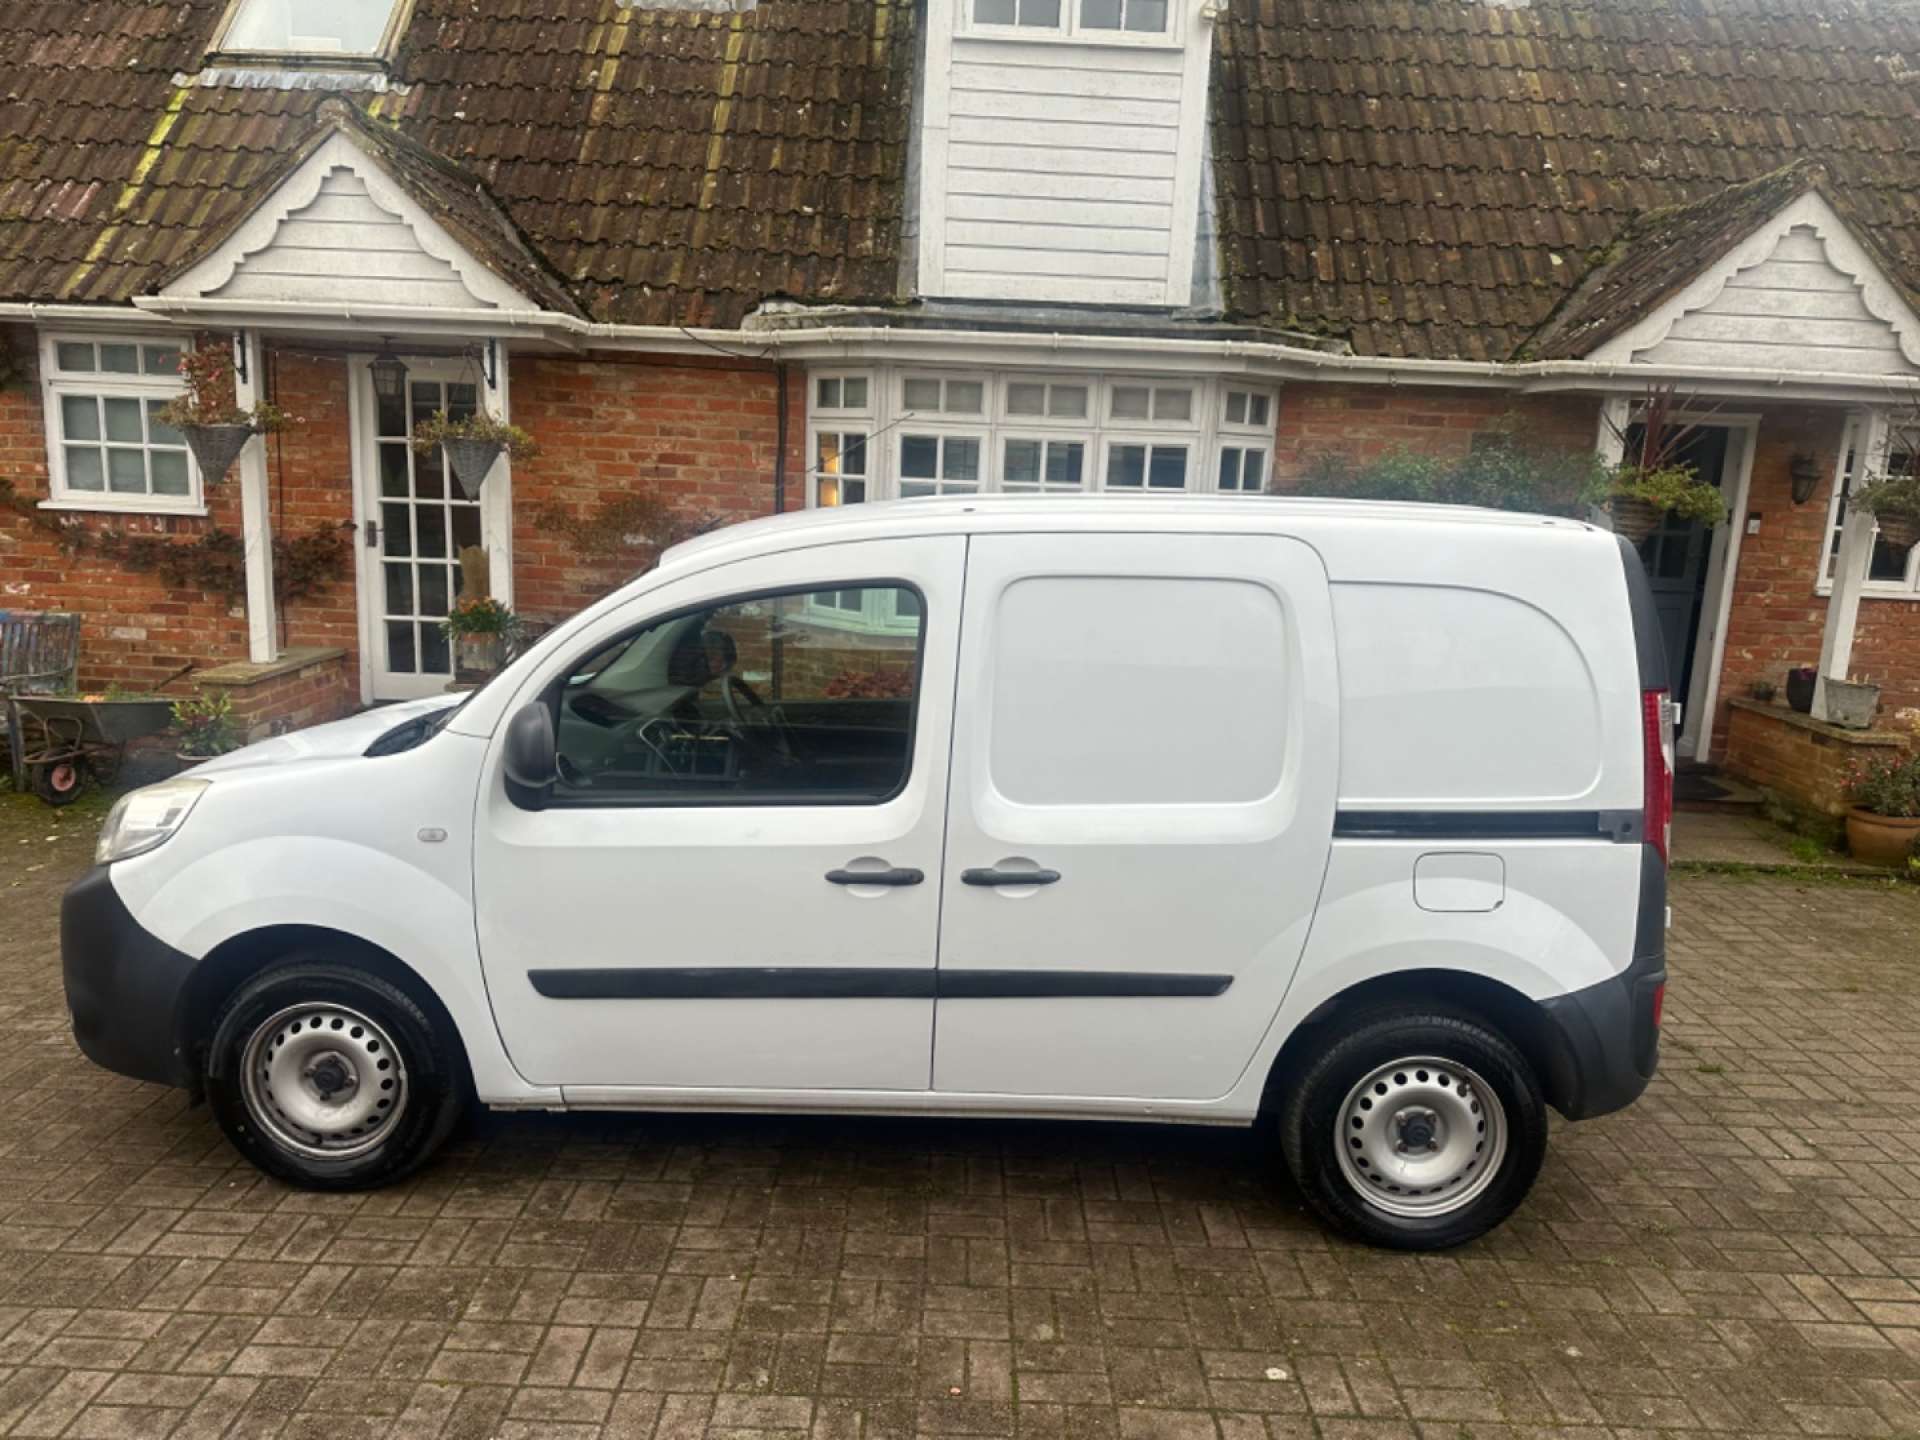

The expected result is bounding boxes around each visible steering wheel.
[720,674,806,768]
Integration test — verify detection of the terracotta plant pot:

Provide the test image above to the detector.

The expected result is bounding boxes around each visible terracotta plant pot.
[1874,511,1920,553]
[1845,808,1920,868]
[442,437,503,498]
[179,422,256,482]
[1610,495,1663,543]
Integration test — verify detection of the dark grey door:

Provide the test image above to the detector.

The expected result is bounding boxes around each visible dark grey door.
[1636,426,1730,699]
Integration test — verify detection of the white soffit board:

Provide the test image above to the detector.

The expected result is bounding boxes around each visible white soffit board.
[1589,192,1920,375]
[160,132,536,312]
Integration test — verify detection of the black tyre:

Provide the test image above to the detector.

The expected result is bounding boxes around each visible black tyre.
[205,958,468,1190]
[32,758,88,806]
[1279,1009,1547,1250]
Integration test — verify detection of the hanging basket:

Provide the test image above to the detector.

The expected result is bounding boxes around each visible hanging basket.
[1609,495,1663,543]
[1873,512,1920,554]
[180,423,256,483]
[442,437,504,499]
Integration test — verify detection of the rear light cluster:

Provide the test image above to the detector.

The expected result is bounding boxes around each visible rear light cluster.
[1642,688,1675,864]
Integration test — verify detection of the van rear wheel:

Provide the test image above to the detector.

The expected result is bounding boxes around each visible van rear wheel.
[205,959,467,1190]
[1280,1010,1547,1250]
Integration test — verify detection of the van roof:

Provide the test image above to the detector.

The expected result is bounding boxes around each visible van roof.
[659,494,1597,570]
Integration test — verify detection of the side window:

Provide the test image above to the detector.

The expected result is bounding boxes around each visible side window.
[552,585,924,804]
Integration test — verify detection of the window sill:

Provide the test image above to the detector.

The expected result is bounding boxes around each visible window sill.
[1813,582,1920,602]
[38,498,208,518]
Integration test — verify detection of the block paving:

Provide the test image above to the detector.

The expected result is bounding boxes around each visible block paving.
[7,805,1920,1437]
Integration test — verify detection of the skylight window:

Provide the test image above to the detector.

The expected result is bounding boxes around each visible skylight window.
[220,0,401,55]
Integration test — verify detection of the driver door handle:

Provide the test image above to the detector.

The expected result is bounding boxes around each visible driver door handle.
[826,866,924,887]
[962,866,1062,887]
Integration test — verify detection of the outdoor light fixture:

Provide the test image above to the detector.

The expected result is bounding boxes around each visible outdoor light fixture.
[1789,452,1822,505]
[369,344,408,404]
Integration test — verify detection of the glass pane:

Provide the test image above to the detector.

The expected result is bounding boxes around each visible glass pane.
[224,0,398,54]
[842,433,868,475]
[901,435,939,480]
[946,437,981,482]
[1050,385,1088,419]
[60,395,100,442]
[451,505,481,552]
[903,378,942,412]
[1243,450,1265,492]
[1148,446,1188,489]
[384,562,414,616]
[1248,394,1272,427]
[843,479,867,503]
[1153,387,1192,422]
[947,381,985,415]
[1219,448,1241,490]
[103,397,143,444]
[65,446,104,491]
[416,447,446,500]
[99,344,139,374]
[1047,442,1085,487]
[107,448,147,493]
[380,444,411,498]
[816,377,841,409]
[143,345,184,377]
[1226,392,1248,426]
[1107,444,1146,488]
[376,386,407,438]
[843,377,868,409]
[419,564,450,616]
[976,0,1016,20]
[1111,385,1150,421]
[151,450,190,496]
[1125,0,1167,28]
[1004,439,1042,485]
[387,620,417,675]
[899,480,937,499]
[417,505,448,559]
[147,400,183,447]
[55,342,94,373]
[410,381,441,427]
[1021,0,1061,21]
[421,623,451,675]
[447,383,477,421]
[1081,0,1121,26]
[382,502,411,556]
[1007,383,1046,416]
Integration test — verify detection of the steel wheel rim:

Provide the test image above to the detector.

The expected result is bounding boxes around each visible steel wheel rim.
[1333,1055,1507,1218]
[239,1003,409,1161]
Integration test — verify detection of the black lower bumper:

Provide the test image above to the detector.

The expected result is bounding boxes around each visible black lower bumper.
[62,864,199,1088]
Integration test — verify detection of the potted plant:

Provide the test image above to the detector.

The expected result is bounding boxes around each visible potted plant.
[154,349,293,482]
[1845,749,1920,866]
[1786,665,1818,714]
[170,689,241,763]
[413,410,540,500]
[1849,473,1920,554]
[444,595,521,680]
[1607,464,1727,542]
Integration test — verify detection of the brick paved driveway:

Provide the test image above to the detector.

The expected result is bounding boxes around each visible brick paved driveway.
[7,797,1920,1438]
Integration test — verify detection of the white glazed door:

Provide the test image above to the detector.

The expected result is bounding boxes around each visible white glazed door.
[363,367,487,700]
[931,532,1341,1102]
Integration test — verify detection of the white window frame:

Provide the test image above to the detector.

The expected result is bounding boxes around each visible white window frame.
[1000,374,1095,427]
[899,371,990,422]
[1213,386,1277,497]
[1106,378,1199,429]
[38,332,203,516]
[806,370,876,511]
[211,0,408,61]
[811,371,873,418]
[1099,434,1194,493]
[999,432,1094,493]
[897,426,988,498]
[960,0,1179,46]
[808,426,873,510]
[1819,410,1920,599]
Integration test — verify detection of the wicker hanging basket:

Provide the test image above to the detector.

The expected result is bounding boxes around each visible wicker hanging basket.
[442,437,503,499]
[1873,511,1920,554]
[180,423,256,483]
[1609,495,1663,543]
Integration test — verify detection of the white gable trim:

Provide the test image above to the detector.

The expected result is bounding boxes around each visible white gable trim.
[1588,191,1920,369]
[161,132,537,312]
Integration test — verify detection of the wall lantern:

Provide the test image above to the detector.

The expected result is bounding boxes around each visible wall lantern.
[1789,452,1822,506]
[369,344,409,405]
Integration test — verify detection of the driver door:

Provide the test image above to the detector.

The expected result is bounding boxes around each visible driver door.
[473,537,963,1093]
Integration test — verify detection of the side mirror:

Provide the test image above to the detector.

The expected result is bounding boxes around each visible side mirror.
[503,701,558,810]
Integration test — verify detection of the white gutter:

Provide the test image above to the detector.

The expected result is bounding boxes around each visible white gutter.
[11,300,1920,402]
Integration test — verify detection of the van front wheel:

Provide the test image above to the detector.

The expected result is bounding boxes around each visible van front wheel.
[1280,1010,1547,1250]
[205,960,467,1190]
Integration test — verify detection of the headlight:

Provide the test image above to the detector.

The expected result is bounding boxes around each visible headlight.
[96,779,210,865]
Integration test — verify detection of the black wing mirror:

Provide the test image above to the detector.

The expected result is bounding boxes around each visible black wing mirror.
[503,701,558,810]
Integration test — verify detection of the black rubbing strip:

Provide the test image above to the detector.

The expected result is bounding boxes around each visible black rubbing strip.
[939,971,1234,999]
[1333,810,1643,843]
[528,969,1234,1000]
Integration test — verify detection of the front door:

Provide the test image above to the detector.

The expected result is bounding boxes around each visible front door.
[1635,426,1733,754]
[361,364,488,700]
[931,531,1340,1102]
[473,537,964,1092]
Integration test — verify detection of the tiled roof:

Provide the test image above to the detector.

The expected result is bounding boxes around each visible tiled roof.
[0,0,913,326]
[1211,0,1920,361]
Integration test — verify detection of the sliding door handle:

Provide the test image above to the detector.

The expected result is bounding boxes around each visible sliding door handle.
[826,866,924,887]
[962,866,1061,887]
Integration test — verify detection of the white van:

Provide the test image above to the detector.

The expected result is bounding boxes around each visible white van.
[64,498,1669,1249]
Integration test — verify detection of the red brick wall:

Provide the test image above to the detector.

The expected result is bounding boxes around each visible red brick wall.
[1723,699,1913,817]
[1271,382,1599,481]
[509,353,801,622]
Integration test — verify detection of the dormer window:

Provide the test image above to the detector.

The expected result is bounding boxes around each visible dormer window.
[968,0,1170,38]
[217,0,404,57]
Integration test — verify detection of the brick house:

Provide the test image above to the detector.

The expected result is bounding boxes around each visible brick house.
[4,0,1920,773]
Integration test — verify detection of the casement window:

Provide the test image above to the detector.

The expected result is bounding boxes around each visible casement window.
[901,375,987,418]
[1004,378,1091,423]
[899,433,984,498]
[1109,383,1194,426]
[39,335,200,514]
[1104,439,1190,491]
[216,0,403,57]
[1001,436,1090,493]
[1822,413,1920,595]
[967,0,1171,39]
[1216,387,1275,496]
[809,372,874,509]
[813,373,869,413]
[1079,0,1169,32]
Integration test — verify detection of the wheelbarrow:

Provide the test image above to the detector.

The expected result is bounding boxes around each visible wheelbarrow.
[6,694,176,806]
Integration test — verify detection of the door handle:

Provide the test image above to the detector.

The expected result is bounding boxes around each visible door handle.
[826,866,924,887]
[363,518,380,549]
[962,866,1061,887]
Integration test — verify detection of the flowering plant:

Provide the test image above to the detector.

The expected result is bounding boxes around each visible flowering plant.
[153,348,294,433]
[1848,750,1920,818]
[442,595,521,639]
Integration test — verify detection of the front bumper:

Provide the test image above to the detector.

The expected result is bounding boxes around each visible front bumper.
[62,864,199,1089]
